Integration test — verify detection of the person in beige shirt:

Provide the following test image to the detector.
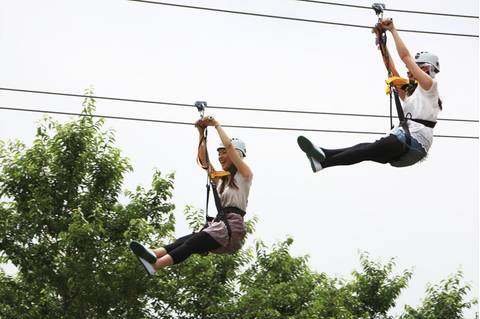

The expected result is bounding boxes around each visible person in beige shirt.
[130,115,253,275]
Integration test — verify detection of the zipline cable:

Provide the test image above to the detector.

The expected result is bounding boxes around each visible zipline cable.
[0,106,477,140]
[1,87,477,124]
[127,0,479,38]
[296,0,479,19]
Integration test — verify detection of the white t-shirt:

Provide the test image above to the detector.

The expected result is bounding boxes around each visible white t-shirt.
[392,79,441,151]
[217,172,252,211]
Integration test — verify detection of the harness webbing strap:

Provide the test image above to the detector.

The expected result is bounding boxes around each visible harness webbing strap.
[198,127,239,240]
[201,130,213,223]
[222,207,246,217]
[392,88,411,147]
[205,182,213,222]
[213,204,246,239]
[210,180,224,218]
[208,181,245,239]
[411,119,436,128]
[375,24,398,131]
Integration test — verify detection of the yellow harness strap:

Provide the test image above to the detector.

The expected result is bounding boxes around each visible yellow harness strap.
[385,76,410,95]
[209,170,230,179]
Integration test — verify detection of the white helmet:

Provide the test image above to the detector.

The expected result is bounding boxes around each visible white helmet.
[415,51,440,74]
[217,138,246,157]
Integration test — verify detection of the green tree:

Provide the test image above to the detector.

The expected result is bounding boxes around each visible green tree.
[233,238,319,319]
[0,94,476,318]
[0,94,176,318]
[342,253,412,319]
[401,271,477,319]
[0,94,254,319]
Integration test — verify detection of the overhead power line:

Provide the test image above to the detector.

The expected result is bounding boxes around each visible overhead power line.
[0,106,477,140]
[296,0,479,19]
[0,87,477,124]
[127,0,479,38]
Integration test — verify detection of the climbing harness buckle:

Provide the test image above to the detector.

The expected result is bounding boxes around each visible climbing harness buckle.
[385,76,410,95]
[209,169,230,179]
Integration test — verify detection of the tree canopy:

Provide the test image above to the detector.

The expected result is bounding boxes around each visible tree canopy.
[0,96,476,318]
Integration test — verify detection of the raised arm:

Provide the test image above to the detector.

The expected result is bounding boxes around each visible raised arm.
[373,23,411,100]
[382,47,400,78]
[201,116,253,179]
[382,18,433,91]
[374,25,400,77]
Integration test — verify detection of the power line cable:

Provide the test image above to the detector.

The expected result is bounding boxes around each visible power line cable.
[127,0,479,38]
[296,0,479,19]
[1,87,477,124]
[0,106,477,140]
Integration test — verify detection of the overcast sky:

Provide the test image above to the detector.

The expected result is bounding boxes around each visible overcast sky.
[0,0,478,316]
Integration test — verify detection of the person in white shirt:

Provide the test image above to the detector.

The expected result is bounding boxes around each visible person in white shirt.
[298,18,442,172]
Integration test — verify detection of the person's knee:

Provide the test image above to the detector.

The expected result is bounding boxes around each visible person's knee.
[168,247,189,264]
[183,233,205,254]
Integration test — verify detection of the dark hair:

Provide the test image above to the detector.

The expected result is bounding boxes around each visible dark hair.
[219,165,238,194]
[405,82,443,110]
[405,81,417,96]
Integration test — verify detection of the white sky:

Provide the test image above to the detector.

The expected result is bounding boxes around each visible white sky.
[0,0,478,317]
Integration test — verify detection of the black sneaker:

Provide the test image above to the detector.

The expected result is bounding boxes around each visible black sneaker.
[130,241,157,264]
[297,136,326,169]
[306,153,323,173]
[130,241,157,275]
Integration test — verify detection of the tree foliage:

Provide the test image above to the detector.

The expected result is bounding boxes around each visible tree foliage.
[0,96,476,318]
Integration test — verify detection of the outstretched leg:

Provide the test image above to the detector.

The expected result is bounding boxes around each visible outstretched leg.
[322,135,405,168]
[130,232,222,275]
[152,233,195,259]
[154,231,221,270]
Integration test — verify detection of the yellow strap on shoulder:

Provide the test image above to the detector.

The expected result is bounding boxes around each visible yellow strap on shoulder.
[385,76,410,95]
[210,170,230,179]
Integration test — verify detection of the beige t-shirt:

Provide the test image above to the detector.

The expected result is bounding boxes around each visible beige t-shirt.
[217,172,252,211]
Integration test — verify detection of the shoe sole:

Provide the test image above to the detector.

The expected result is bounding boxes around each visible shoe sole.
[306,155,321,173]
[130,241,157,264]
[137,256,155,276]
[297,136,325,162]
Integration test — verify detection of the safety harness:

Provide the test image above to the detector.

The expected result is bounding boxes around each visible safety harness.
[372,3,436,151]
[195,101,246,239]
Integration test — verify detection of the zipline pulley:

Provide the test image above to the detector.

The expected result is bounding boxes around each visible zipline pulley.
[195,101,207,118]
[372,3,385,20]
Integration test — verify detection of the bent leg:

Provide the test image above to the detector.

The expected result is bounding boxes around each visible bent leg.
[322,135,405,168]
